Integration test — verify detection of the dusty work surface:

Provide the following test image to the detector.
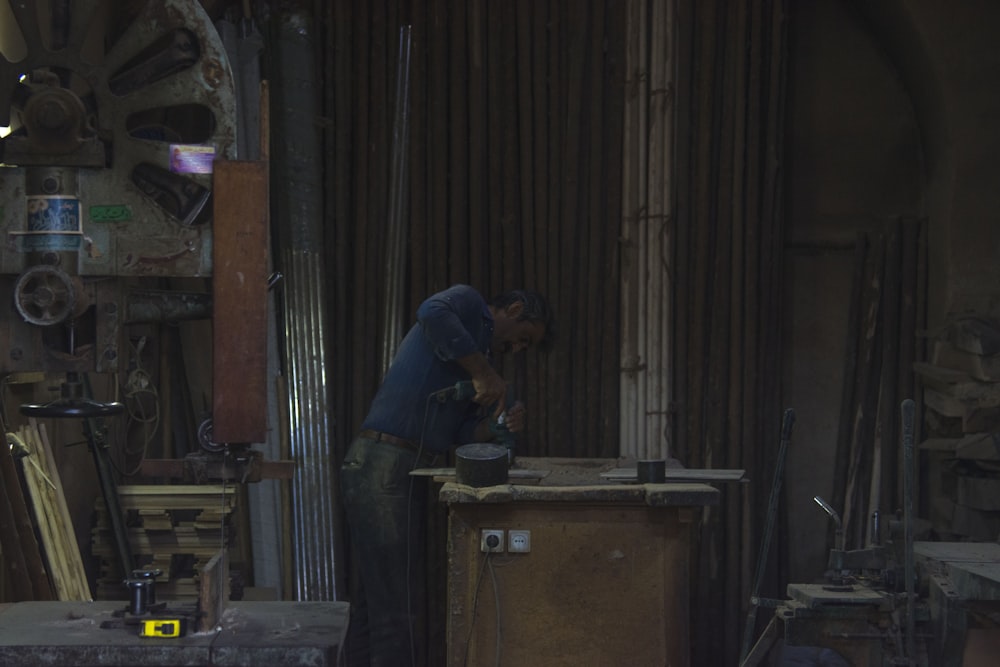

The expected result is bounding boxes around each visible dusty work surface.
[915,541,1000,600]
[0,600,348,666]
[432,457,720,506]
[416,455,741,486]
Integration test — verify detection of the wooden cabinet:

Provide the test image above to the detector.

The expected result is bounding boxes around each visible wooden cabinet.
[440,461,718,667]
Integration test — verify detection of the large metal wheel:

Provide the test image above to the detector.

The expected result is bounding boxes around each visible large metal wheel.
[13,263,77,325]
[0,0,238,278]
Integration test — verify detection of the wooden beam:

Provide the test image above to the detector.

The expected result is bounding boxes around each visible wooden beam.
[212,160,269,444]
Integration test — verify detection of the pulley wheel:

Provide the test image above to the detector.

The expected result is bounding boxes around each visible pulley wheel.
[197,418,226,453]
[14,264,77,326]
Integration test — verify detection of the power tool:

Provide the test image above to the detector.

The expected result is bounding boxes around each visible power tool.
[432,380,516,462]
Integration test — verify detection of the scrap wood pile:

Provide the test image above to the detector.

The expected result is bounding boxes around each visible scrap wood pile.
[916,314,1000,541]
[0,420,89,601]
[92,485,236,603]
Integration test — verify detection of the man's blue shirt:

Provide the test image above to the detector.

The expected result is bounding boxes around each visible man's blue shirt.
[360,284,494,452]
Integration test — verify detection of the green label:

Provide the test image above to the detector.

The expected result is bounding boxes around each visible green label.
[89,205,131,221]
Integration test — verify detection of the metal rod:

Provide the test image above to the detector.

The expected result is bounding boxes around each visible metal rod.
[901,398,916,664]
[380,24,413,375]
[740,408,795,665]
[81,373,135,580]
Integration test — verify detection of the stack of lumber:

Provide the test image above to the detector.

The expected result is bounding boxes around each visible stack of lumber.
[916,314,1000,541]
[14,421,91,600]
[0,430,53,601]
[92,485,235,602]
[2,419,91,600]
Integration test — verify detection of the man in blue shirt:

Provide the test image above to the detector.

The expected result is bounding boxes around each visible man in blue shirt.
[340,284,555,666]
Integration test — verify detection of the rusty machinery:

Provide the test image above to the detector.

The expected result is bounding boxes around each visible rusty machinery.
[742,400,1000,667]
[740,401,932,666]
[0,0,249,617]
[0,0,235,376]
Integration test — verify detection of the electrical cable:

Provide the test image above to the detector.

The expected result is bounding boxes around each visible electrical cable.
[488,554,502,667]
[112,336,161,476]
[404,390,442,667]
[463,551,494,667]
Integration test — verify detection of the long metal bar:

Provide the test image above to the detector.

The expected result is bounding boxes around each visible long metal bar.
[901,398,916,664]
[380,25,413,375]
[740,408,795,665]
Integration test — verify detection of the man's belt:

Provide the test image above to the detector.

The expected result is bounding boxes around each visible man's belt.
[358,429,421,453]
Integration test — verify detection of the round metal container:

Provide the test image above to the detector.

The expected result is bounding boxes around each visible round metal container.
[636,459,666,483]
[455,443,509,487]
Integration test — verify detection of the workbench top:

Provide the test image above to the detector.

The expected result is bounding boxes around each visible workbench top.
[0,600,349,666]
[433,456,720,505]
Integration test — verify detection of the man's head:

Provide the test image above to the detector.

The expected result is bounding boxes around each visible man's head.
[489,290,556,355]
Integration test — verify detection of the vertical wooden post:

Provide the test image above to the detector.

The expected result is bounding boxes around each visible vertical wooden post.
[212,160,269,444]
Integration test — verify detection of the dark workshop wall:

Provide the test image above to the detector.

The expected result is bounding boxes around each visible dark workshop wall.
[314,0,626,467]
[784,0,1000,587]
[784,0,926,584]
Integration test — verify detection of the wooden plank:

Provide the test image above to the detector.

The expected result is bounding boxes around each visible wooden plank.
[964,406,1000,434]
[957,476,1000,511]
[198,550,229,632]
[944,316,1000,357]
[32,422,90,601]
[600,468,746,482]
[951,504,1000,541]
[137,457,295,480]
[0,436,51,600]
[117,484,235,497]
[913,361,974,388]
[409,467,548,479]
[918,437,961,451]
[18,428,69,600]
[16,424,89,601]
[915,362,1000,405]
[212,160,269,444]
[955,433,1000,460]
[924,387,969,418]
[933,340,1000,382]
[0,464,34,601]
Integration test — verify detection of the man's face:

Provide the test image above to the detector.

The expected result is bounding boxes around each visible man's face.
[492,302,546,355]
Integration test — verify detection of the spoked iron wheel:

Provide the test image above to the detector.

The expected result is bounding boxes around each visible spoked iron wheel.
[0,0,238,278]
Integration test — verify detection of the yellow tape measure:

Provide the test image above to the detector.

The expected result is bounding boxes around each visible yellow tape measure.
[139,618,187,638]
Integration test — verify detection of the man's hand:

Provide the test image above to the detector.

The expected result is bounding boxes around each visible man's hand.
[501,401,526,433]
[458,352,507,418]
[471,372,507,419]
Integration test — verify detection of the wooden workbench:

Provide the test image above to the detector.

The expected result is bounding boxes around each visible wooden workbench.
[437,457,720,667]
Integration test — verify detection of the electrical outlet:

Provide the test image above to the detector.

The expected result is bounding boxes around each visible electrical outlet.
[480,529,505,553]
[508,529,531,553]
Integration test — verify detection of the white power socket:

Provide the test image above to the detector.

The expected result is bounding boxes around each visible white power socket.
[508,529,531,553]
[481,529,505,553]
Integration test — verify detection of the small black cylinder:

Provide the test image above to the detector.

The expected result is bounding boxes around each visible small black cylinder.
[127,579,151,616]
[637,459,666,484]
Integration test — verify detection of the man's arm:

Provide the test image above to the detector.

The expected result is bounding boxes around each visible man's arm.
[417,286,506,415]
[457,352,505,418]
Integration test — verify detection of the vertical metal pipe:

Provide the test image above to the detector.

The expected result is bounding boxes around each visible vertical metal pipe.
[901,398,916,664]
[269,5,337,601]
[620,0,673,462]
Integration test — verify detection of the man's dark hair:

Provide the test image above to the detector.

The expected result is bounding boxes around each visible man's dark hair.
[491,289,556,352]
